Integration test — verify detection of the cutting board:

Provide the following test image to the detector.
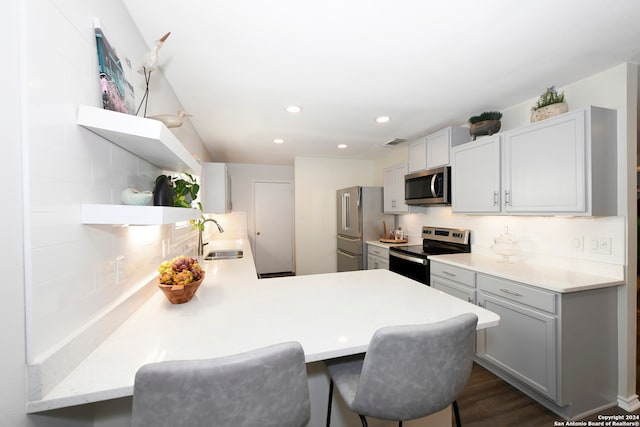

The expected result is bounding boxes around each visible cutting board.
[379,238,408,244]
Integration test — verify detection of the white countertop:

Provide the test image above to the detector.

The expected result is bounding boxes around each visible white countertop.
[27,238,499,413]
[428,253,624,293]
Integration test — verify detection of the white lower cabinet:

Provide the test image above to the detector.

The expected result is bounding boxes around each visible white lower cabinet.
[475,275,557,401]
[429,261,618,419]
[430,262,475,303]
[367,244,389,270]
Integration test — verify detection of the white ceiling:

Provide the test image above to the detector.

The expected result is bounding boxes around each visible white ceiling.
[122,0,640,165]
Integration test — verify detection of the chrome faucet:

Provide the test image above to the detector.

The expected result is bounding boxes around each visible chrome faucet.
[197,219,224,256]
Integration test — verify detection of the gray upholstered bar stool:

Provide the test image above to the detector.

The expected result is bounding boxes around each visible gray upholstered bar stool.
[132,341,310,427]
[325,313,478,427]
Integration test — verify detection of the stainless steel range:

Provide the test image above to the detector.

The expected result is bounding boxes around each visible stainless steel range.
[389,226,471,285]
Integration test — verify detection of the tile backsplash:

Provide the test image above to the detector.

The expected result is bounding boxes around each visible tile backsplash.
[24,0,207,362]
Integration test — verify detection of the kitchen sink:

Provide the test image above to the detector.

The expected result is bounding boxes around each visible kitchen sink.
[205,249,243,260]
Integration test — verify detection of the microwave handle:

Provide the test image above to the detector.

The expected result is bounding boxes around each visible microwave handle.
[430,174,438,197]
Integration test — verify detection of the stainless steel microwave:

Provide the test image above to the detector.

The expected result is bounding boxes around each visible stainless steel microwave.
[404,166,451,206]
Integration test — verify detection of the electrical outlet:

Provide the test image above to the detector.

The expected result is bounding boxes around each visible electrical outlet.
[115,255,125,284]
[572,236,584,252]
[587,237,612,255]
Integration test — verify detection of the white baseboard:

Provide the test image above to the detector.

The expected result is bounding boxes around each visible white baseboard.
[618,394,640,412]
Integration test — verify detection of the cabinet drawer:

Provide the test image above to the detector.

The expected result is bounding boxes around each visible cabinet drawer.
[432,276,475,303]
[368,245,389,258]
[430,262,475,287]
[477,274,556,314]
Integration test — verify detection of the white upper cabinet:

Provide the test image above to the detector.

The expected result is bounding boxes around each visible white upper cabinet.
[201,162,232,213]
[383,163,409,214]
[451,106,617,216]
[451,135,501,213]
[409,126,470,172]
[408,138,427,173]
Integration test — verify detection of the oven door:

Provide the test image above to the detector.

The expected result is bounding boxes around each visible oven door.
[389,251,429,284]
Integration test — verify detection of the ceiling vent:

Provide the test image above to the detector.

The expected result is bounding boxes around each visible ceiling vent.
[383,138,407,147]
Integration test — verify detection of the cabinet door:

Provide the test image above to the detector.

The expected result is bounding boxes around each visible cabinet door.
[383,167,395,213]
[476,292,557,401]
[367,254,388,270]
[426,128,450,169]
[408,139,426,172]
[502,110,586,213]
[201,162,231,213]
[451,136,501,213]
[393,164,408,213]
[383,164,408,213]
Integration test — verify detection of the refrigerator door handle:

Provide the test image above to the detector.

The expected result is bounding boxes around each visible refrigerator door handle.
[337,235,359,242]
[342,192,350,231]
[337,249,357,259]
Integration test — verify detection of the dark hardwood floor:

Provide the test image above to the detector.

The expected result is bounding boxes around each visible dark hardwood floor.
[456,364,639,427]
[454,311,640,426]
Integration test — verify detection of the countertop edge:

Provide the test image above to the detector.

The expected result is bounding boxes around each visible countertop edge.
[428,253,625,293]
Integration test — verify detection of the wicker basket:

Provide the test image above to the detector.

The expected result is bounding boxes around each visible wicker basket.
[158,273,205,304]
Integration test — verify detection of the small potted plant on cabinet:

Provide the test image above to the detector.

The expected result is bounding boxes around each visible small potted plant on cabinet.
[530,86,568,122]
[468,111,502,141]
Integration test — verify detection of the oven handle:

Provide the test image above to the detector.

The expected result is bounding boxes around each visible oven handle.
[390,251,427,265]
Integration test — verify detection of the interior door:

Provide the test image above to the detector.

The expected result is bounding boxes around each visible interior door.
[254,181,294,275]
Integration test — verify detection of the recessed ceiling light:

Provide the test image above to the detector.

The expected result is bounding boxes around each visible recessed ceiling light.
[376,116,390,124]
[337,144,348,149]
[273,138,284,144]
[286,105,302,113]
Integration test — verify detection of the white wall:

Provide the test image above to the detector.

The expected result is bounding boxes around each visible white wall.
[4,0,212,425]
[294,157,375,275]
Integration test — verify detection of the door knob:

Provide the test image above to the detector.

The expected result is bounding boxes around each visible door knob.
[256,232,261,235]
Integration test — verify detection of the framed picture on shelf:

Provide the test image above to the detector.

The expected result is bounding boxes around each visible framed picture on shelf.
[94,21,135,114]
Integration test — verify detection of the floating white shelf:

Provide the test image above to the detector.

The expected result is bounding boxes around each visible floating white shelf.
[77,105,201,176]
[81,204,201,225]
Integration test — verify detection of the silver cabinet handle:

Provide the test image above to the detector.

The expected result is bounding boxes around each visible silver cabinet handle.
[504,190,511,206]
[493,191,499,206]
[467,297,473,303]
[442,270,456,277]
[500,288,523,297]
[477,301,485,308]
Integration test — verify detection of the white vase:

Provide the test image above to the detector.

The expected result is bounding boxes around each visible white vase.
[530,102,568,123]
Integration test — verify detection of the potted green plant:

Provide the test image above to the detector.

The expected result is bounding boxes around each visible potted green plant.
[530,86,568,122]
[468,111,502,141]
[154,173,200,208]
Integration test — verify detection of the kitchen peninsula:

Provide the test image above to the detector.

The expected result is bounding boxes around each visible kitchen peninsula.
[27,236,499,426]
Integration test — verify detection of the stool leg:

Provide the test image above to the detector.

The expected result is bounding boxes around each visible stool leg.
[358,415,368,427]
[453,400,462,427]
[326,379,334,427]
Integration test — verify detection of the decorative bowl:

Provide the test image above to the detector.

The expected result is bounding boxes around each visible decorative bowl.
[121,188,153,206]
[157,272,205,304]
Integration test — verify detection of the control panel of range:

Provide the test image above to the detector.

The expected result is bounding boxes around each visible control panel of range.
[421,226,470,245]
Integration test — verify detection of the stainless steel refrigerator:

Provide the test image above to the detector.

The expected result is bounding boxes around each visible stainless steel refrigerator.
[337,186,392,272]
